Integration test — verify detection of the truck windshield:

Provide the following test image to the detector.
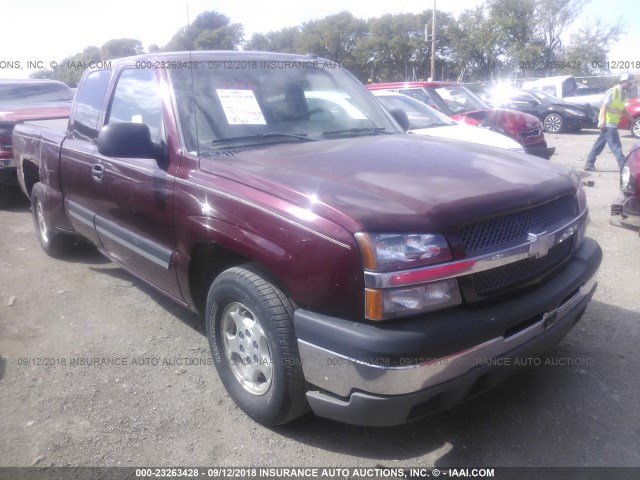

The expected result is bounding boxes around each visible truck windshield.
[169,60,402,154]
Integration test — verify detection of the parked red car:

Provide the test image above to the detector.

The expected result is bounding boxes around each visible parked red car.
[0,79,72,191]
[366,81,554,159]
[611,142,640,232]
[618,96,640,138]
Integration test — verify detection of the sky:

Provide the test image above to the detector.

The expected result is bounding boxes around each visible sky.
[1,0,638,79]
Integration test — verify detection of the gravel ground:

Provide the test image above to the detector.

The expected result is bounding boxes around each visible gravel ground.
[1,129,639,469]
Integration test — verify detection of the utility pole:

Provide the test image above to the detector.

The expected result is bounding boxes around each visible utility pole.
[430,0,436,81]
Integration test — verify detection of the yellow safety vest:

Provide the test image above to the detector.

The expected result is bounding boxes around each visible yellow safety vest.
[605,85,625,125]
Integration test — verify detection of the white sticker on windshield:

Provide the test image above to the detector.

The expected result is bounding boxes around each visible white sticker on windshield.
[216,89,266,125]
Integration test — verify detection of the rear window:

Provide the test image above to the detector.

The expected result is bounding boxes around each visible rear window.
[0,82,74,105]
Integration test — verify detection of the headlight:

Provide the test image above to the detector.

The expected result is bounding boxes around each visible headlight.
[565,108,585,117]
[356,232,460,320]
[365,280,462,320]
[355,232,452,271]
[570,169,588,213]
[621,164,635,193]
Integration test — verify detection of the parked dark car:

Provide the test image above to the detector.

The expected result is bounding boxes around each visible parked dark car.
[489,88,597,133]
[611,142,640,232]
[366,81,554,158]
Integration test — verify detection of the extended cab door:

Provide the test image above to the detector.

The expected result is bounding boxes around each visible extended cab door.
[61,69,112,245]
[92,68,182,302]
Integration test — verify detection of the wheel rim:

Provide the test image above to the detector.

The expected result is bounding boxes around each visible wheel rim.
[632,119,640,138]
[35,198,49,244]
[544,114,561,133]
[221,302,273,396]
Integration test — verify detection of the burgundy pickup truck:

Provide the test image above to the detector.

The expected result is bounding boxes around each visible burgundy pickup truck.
[12,52,602,426]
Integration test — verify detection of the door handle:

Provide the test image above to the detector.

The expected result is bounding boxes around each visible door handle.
[91,164,104,182]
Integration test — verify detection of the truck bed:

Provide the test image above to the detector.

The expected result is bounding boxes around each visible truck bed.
[12,119,68,197]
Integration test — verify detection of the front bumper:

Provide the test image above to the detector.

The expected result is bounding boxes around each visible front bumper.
[611,196,640,230]
[524,143,555,159]
[0,158,18,186]
[565,115,597,130]
[294,237,601,426]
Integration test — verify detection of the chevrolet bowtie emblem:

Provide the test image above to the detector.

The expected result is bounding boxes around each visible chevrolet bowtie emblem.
[528,231,555,258]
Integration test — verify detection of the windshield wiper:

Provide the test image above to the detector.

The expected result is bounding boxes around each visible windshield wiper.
[211,132,319,145]
[321,127,390,137]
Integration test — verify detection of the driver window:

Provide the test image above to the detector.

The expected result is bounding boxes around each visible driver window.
[107,69,163,144]
[399,89,439,109]
[542,86,556,97]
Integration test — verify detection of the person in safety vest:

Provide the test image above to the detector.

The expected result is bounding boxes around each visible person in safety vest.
[583,73,635,171]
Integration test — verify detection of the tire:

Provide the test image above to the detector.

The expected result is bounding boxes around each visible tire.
[205,263,309,425]
[631,117,640,139]
[543,113,564,133]
[31,184,75,257]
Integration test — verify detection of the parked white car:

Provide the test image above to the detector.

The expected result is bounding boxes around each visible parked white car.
[372,90,526,152]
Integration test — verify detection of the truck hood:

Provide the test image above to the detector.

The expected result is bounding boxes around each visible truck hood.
[200,134,577,233]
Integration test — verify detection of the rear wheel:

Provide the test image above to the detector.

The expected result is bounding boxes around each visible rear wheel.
[205,263,309,425]
[31,184,75,257]
[543,113,564,133]
[631,117,640,139]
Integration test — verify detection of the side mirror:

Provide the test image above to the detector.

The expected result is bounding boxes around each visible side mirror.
[529,100,537,106]
[388,108,410,131]
[97,122,163,161]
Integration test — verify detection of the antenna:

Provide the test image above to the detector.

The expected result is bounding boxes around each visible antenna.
[185,0,200,155]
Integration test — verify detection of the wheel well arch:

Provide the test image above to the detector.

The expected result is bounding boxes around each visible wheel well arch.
[187,242,290,316]
[21,159,40,198]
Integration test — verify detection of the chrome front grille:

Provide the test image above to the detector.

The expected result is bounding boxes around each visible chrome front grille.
[470,239,572,296]
[458,196,578,300]
[518,128,542,139]
[459,196,578,255]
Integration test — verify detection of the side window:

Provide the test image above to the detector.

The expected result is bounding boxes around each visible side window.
[71,70,111,141]
[399,89,439,109]
[542,86,556,97]
[107,69,163,144]
[510,93,535,106]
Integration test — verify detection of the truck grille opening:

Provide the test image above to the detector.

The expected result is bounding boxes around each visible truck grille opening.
[459,196,577,255]
[471,239,572,296]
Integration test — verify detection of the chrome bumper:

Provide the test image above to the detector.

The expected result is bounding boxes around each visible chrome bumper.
[0,157,16,169]
[298,271,598,399]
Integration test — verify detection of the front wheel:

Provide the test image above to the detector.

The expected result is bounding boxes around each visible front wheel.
[543,113,564,133]
[31,184,75,257]
[205,264,309,425]
[631,117,640,139]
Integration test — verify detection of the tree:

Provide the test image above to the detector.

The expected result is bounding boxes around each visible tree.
[534,0,588,65]
[245,27,302,53]
[47,46,102,86]
[564,18,624,75]
[487,0,544,67]
[298,11,368,77]
[164,11,244,51]
[355,13,429,82]
[449,5,503,81]
[29,38,146,86]
[100,39,144,59]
